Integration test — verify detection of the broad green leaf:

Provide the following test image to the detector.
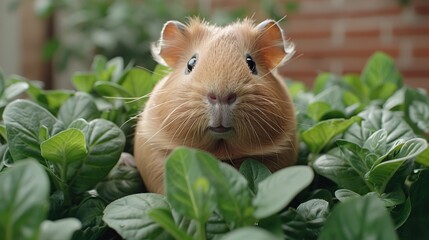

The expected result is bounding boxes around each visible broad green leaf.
[152,64,171,82]
[206,212,230,239]
[313,149,370,194]
[335,189,361,202]
[3,100,59,162]
[149,208,192,240]
[319,195,398,240]
[361,51,402,91]
[416,146,429,166]
[343,74,369,102]
[302,116,360,153]
[39,218,81,240]
[4,82,28,100]
[367,138,427,193]
[398,170,429,238]
[280,199,329,239]
[106,57,125,83]
[121,68,153,95]
[94,81,131,98]
[91,55,107,74]
[253,166,314,218]
[69,119,125,195]
[58,92,99,127]
[239,159,272,194]
[73,197,107,240]
[370,82,398,101]
[95,162,144,202]
[41,129,87,166]
[103,193,169,240]
[221,226,281,240]
[198,152,254,228]
[391,197,411,228]
[363,129,388,155]
[345,108,415,147]
[40,90,74,113]
[0,160,49,240]
[314,86,346,112]
[72,72,97,92]
[307,102,331,121]
[296,199,329,223]
[384,87,406,110]
[409,101,429,132]
[165,147,215,222]
[404,87,429,134]
[337,140,371,176]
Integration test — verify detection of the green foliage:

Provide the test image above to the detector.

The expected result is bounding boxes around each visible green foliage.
[1,51,429,239]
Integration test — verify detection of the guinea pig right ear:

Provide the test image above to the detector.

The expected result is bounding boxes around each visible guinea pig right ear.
[255,20,295,69]
[152,21,187,67]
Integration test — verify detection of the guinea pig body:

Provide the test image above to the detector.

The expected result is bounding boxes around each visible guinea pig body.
[134,18,297,194]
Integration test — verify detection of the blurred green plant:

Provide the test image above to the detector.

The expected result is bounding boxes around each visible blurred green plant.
[10,0,300,71]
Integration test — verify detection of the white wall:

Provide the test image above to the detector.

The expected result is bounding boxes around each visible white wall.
[0,0,21,77]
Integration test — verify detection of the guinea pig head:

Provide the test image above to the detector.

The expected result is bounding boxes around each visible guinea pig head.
[148,19,296,160]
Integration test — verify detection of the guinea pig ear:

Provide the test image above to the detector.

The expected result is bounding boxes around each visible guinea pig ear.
[152,21,187,67]
[255,20,294,69]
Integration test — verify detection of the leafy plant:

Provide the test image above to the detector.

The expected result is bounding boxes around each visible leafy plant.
[0,51,429,239]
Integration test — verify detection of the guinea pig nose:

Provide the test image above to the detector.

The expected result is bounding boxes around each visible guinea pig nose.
[208,93,237,105]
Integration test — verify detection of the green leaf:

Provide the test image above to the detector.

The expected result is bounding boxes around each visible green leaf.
[253,166,314,218]
[398,170,429,238]
[0,160,49,240]
[222,226,281,240]
[152,64,171,83]
[95,160,144,202]
[313,149,370,194]
[416,146,429,166]
[367,138,427,193]
[197,151,254,228]
[103,193,169,240]
[149,208,192,240]
[3,100,59,162]
[40,90,74,113]
[302,117,360,153]
[121,68,157,109]
[361,51,402,91]
[41,129,87,166]
[319,195,399,240]
[93,81,131,98]
[408,100,429,133]
[91,55,107,74]
[73,197,107,240]
[39,218,81,240]
[72,72,97,92]
[307,102,331,121]
[4,82,28,101]
[58,92,100,127]
[335,189,361,202]
[165,147,215,222]
[345,108,415,147]
[69,119,125,195]
[239,159,272,194]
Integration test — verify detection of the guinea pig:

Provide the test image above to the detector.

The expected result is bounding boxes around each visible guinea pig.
[134,18,297,194]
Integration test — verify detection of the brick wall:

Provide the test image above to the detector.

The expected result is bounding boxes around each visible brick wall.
[278,0,429,90]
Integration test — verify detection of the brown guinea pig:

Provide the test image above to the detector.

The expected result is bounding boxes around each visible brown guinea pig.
[134,18,297,194]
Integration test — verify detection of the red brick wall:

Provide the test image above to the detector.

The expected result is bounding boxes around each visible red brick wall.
[278,0,429,90]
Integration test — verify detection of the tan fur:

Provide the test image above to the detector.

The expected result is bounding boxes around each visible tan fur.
[135,18,297,194]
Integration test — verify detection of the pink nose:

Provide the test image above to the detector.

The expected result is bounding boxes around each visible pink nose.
[208,93,237,105]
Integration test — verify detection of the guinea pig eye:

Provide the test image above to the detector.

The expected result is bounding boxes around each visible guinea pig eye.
[185,55,197,74]
[246,54,257,75]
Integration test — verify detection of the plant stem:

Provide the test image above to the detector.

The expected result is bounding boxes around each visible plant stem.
[198,221,206,240]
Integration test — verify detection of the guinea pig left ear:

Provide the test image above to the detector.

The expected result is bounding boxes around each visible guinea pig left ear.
[255,20,294,69]
[152,21,187,67]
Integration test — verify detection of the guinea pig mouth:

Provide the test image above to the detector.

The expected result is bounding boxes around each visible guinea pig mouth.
[208,125,233,134]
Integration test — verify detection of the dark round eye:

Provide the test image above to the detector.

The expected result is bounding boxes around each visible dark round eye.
[186,55,197,74]
[246,54,257,75]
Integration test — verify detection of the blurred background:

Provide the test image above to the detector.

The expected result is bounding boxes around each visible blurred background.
[0,0,428,90]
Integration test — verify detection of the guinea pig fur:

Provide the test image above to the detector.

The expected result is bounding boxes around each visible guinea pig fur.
[134,18,298,194]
